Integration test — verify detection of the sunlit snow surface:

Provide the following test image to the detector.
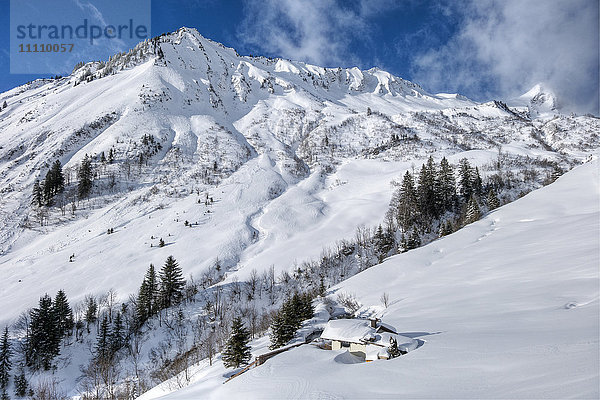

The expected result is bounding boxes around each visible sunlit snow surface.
[139,160,599,399]
[0,28,598,398]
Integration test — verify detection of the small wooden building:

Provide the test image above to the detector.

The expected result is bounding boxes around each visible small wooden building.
[320,318,415,361]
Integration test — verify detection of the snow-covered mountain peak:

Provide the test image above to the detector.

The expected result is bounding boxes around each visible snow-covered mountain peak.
[512,83,559,117]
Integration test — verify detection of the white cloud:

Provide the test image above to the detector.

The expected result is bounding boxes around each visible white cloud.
[237,0,394,67]
[413,0,599,114]
[73,0,108,26]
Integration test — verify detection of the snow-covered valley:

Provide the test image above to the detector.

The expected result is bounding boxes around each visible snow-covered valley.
[144,158,600,400]
[0,27,598,398]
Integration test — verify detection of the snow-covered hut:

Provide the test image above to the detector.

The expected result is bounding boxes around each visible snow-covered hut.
[320,318,417,361]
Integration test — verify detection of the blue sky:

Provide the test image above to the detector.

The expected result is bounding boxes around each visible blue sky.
[1,0,598,114]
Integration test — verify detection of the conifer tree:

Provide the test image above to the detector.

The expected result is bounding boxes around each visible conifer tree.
[438,220,454,237]
[487,189,500,210]
[269,293,314,349]
[27,294,60,370]
[417,156,438,220]
[395,171,419,231]
[78,154,93,200]
[472,167,483,197]
[373,225,394,262]
[159,256,185,309]
[50,160,65,194]
[437,157,456,212]
[42,160,65,204]
[110,312,124,355]
[43,173,53,205]
[32,180,43,207]
[136,264,158,324]
[54,290,74,338]
[222,317,252,369]
[95,315,111,363]
[84,295,98,330]
[318,275,326,297]
[388,337,402,358]
[0,327,11,390]
[458,158,473,200]
[465,195,481,224]
[269,310,295,350]
[13,368,27,397]
[405,228,421,251]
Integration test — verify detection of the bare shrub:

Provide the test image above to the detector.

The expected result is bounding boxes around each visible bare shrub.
[336,292,361,314]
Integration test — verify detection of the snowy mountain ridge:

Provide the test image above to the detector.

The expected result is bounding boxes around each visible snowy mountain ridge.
[0,24,598,318]
[0,27,598,398]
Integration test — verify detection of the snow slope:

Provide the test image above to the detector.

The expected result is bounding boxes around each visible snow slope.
[0,28,599,396]
[150,159,599,399]
[3,28,598,326]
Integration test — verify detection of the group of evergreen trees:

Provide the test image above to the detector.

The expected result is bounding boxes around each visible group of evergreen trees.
[269,292,314,350]
[94,312,125,366]
[32,154,96,211]
[220,291,315,370]
[33,160,64,207]
[388,156,499,251]
[136,256,186,327]
[26,290,73,370]
[0,327,11,399]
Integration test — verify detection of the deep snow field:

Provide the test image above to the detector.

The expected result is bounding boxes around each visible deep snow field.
[141,159,599,399]
[0,28,598,398]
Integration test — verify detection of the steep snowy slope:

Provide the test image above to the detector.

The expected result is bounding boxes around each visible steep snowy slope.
[150,159,599,400]
[0,26,598,327]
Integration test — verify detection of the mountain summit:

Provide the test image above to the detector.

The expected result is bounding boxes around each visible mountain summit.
[0,27,598,398]
[511,83,559,116]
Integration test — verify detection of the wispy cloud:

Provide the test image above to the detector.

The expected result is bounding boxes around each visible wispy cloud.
[70,0,129,58]
[412,0,599,114]
[73,0,107,26]
[237,0,396,67]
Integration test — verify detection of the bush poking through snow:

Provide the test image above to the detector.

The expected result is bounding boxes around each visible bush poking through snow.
[336,292,361,315]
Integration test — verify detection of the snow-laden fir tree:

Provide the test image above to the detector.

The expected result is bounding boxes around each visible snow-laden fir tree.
[32,180,43,207]
[417,156,438,220]
[437,157,456,212]
[78,154,93,200]
[269,292,314,349]
[472,167,483,197]
[465,195,481,224]
[54,290,74,339]
[84,295,98,331]
[393,170,419,231]
[13,368,28,398]
[159,256,186,309]
[0,327,11,390]
[487,189,500,210]
[401,228,421,252]
[136,264,159,325]
[110,312,125,354]
[27,294,60,370]
[43,160,65,205]
[222,317,252,369]
[373,225,394,262]
[458,158,473,200]
[95,315,111,363]
[388,337,402,359]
